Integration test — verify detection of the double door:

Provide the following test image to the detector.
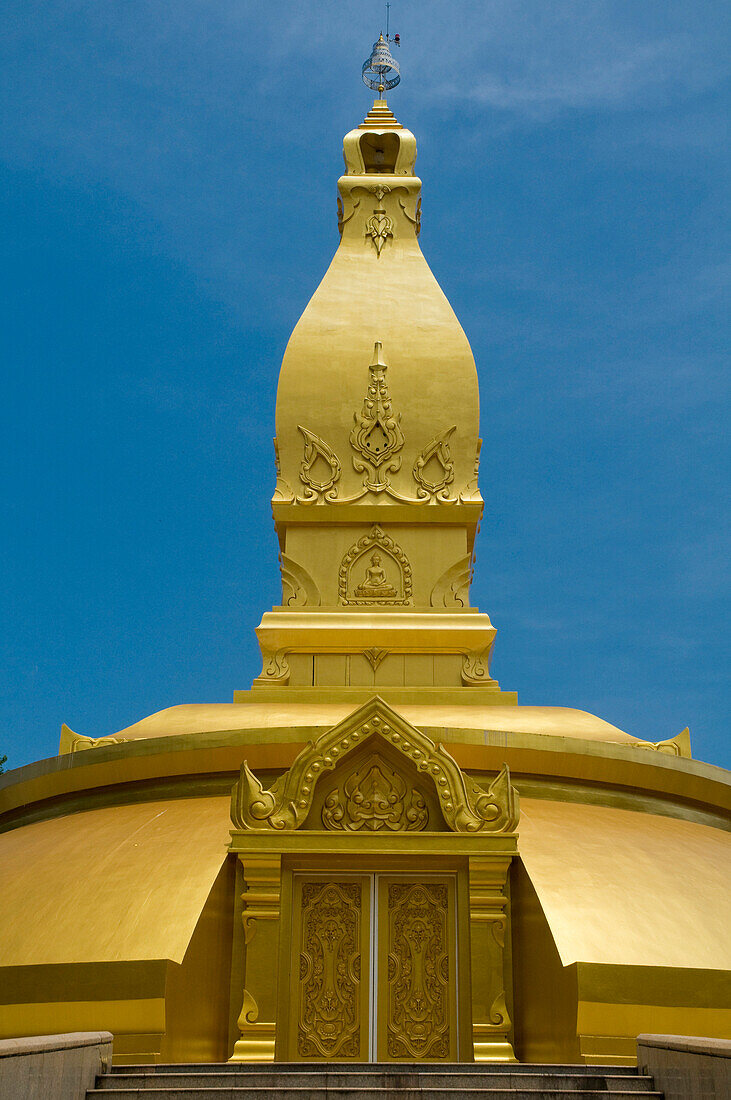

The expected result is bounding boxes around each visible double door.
[287,873,458,1062]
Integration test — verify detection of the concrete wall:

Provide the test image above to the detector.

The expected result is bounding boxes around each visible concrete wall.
[0,1032,112,1099]
[637,1033,731,1099]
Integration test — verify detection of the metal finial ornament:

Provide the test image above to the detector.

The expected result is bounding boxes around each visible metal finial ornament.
[362,33,400,94]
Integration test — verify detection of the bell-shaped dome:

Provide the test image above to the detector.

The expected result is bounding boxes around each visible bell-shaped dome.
[274,100,481,510]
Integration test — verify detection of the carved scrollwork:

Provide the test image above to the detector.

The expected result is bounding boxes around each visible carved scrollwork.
[272,435,295,503]
[467,767,520,833]
[412,425,456,500]
[350,341,404,492]
[296,425,341,502]
[386,882,450,1059]
[237,988,259,1029]
[398,194,421,237]
[253,650,290,687]
[230,696,520,833]
[459,438,482,503]
[339,525,412,605]
[488,990,510,1028]
[462,648,498,687]
[289,342,463,506]
[365,185,393,255]
[337,194,360,236]
[321,753,429,832]
[459,437,481,506]
[297,881,362,1059]
[279,553,321,608]
[489,916,506,948]
[430,555,472,608]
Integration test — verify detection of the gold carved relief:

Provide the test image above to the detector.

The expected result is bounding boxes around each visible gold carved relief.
[412,426,457,501]
[337,194,360,236]
[296,425,342,502]
[467,856,515,1061]
[462,648,498,687]
[321,753,429,832]
[230,855,281,1063]
[398,194,421,237]
[459,438,482,504]
[365,185,393,255]
[288,343,460,505]
[339,526,412,605]
[60,724,128,754]
[633,727,692,758]
[350,342,404,491]
[230,697,520,833]
[297,881,362,1059]
[279,553,321,608]
[430,555,473,607]
[253,650,290,686]
[363,646,389,671]
[272,436,295,503]
[386,882,450,1059]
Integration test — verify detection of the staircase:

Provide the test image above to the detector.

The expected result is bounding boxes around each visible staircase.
[87,1061,662,1098]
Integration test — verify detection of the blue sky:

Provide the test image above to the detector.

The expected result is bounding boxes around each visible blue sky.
[2,1,729,770]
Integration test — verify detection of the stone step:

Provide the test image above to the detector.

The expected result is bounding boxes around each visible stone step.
[92,1062,660,1100]
[88,1090,664,1100]
[111,1064,641,1076]
[96,1071,656,1092]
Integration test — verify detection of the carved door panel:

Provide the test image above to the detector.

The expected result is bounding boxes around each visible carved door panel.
[376,876,458,1061]
[288,873,457,1062]
[288,875,371,1061]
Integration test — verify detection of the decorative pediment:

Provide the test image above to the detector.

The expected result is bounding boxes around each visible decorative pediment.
[230,697,519,834]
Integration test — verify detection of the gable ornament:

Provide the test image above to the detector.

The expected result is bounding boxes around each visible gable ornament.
[230,698,519,834]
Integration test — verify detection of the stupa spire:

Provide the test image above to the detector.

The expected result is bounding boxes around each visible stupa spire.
[245,74,513,703]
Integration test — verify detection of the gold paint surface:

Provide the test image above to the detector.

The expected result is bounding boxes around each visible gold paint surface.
[3,721,726,833]
[275,184,478,502]
[162,859,235,1063]
[0,796,230,966]
[0,999,165,1035]
[510,862,580,1064]
[93,700,643,745]
[519,798,731,969]
[577,1000,731,1038]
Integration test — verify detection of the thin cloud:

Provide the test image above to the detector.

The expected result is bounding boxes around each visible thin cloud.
[456,41,683,112]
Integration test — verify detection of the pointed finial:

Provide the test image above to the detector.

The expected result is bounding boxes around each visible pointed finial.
[369,341,388,369]
[362,32,400,95]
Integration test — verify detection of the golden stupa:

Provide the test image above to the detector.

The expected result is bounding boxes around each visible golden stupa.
[0,85,729,1069]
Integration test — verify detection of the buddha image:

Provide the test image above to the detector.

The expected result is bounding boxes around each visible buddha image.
[354,551,398,599]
